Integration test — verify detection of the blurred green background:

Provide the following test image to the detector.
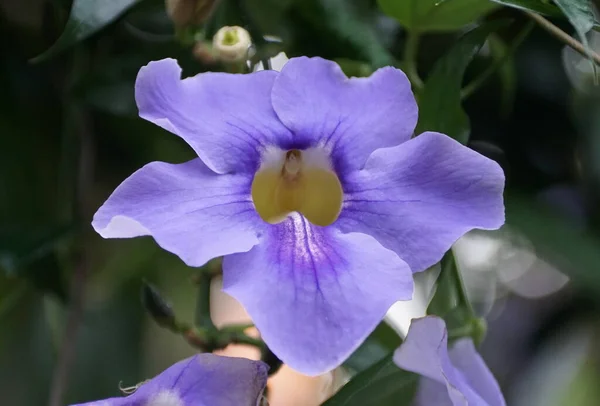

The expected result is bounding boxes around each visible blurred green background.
[3,0,600,405]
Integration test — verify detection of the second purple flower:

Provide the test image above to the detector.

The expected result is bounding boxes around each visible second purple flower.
[92,57,505,375]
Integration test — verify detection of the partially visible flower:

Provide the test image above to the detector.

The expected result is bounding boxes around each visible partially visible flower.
[93,57,504,375]
[394,316,506,406]
[213,26,252,63]
[71,354,268,406]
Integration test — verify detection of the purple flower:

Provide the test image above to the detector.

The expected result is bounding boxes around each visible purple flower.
[394,316,506,406]
[71,354,268,406]
[92,57,504,375]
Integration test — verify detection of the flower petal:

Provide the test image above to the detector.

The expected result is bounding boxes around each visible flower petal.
[393,316,505,406]
[271,57,418,175]
[337,132,505,273]
[222,213,413,375]
[92,159,262,267]
[448,339,506,406]
[135,58,292,174]
[71,354,268,406]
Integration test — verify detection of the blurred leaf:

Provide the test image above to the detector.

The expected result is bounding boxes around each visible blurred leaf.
[554,0,595,67]
[506,193,600,296]
[335,58,374,77]
[0,227,71,300]
[488,33,517,116]
[0,226,71,276]
[290,0,394,67]
[344,321,402,373]
[32,0,142,62]
[323,354,418,406]
[378,0,498,32]
[489,0,564,17]
[417,21,505,143]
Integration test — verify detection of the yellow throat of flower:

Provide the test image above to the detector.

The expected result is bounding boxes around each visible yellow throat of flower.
[251,149,343,227]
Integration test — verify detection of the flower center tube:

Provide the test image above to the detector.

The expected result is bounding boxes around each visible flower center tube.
[251,149,343,226]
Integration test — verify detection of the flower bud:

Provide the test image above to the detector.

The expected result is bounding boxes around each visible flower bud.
[141,281,176,328]
[212,26,252,63]
[165,0,217,28]
[192,41,217,65]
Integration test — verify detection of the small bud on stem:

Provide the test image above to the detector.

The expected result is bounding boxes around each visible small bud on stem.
[213,26,252,63]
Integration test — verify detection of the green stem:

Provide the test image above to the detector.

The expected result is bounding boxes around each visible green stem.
[194,270,216,330]
[404,32,424,90]
[449,250,476,318]
[461,21,535,100]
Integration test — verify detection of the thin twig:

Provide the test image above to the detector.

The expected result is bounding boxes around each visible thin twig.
[48,257,87,406]
[48,68,95,406]
[524,10,600,65]
[404,32,424,90]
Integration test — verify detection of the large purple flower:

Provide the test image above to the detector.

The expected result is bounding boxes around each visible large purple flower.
[71,354,268,406]
[394,316,506,406]
[93,57,504,375]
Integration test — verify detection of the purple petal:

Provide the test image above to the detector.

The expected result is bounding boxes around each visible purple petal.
[448,339,506,406]
[135,58,292,174]
[393,316,505,406]
[71,354,268,406]
[337,132,505,273]
[92,159,262,267]
[271,57,418,175]
[222,213,413,375]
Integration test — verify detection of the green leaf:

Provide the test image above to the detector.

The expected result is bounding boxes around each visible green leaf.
[427,252,461,317]
[489,0,564,17]
[416,21,506,143]
[378,0,498,33]
[291,0,394,67]
[323,354,418,406]
[488,33,517,116]
[31,0,141,62]
[344,321,402,373]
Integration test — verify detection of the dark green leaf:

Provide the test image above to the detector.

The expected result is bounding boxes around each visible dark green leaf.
[488,33,517,116]
[427,252,461,317]
[0,225,72,276]
[31,0,142,62]
[0,227,69,300]
[416,21,506,143]
[323,354,418,406]
[378,0,498,32]
[344,321,402,373]
[291,0,394,67]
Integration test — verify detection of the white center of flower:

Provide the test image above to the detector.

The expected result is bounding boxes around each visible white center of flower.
[251,148,343,227]
[145,390,184,406]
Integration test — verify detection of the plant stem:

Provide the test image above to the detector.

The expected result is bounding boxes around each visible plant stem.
[449,250,475,318]
[48,102,95,406]
[462,21,535,99]
[404,32,424,90]
[195,270,216,330]
[524,10,600,65]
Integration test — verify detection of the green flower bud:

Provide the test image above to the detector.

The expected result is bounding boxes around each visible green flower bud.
[141,281,176,329]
